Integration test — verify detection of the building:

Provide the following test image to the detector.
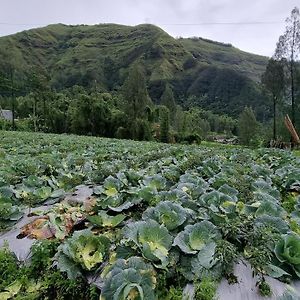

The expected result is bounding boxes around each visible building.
[0,110,13,121]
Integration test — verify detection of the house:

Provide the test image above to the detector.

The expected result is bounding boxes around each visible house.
[0,110,13,121]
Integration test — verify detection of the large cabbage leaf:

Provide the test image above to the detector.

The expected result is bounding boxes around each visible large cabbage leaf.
[198,190,234,209]
[275,234,300,278]
[176,173,208,199]
[190,242,221,280]
[87,210,126,228]
[97,183,142,212]
[173,221,221,254]
[254,215,289,234]
[0,201,23,222]
[255,200,286,218]
[124,220,172,267]
[56,229,110,278]
[142,175,166,191]
[252,179,281,200]
[0,198,24,229]
[142,201,188,230]
[218,184,239,201]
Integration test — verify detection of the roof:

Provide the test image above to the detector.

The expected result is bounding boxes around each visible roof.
[0,110,13,121]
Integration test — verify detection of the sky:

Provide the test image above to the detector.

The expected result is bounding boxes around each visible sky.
[0,0,299,57]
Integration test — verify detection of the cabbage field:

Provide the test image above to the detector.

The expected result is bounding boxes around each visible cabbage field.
[0,131,300,299]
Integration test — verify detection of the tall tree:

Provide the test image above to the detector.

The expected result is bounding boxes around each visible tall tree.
[275,7,300,130]
[183,108,210,139]
[25,67,50,131]
[159,106,170,143]
[0,47,18,129]
[69,92,112,136]
[160,84,176,124]
[122,63,150,121]
[262,58,285,140]
[238,107,259,146]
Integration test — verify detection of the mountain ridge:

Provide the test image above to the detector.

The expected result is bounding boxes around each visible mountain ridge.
[0,23,269,119]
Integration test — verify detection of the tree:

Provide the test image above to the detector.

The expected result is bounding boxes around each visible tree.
[160,84,176,124]
[173,105,185,134]
[25,67,50,131]
[182,108,211,139]
[262,58,285,140]
[159,106,170,143]
[275,7,300,130]
[46,92,70,133]
[122,63,151,121]
[69,92,112,136]
[238,107,259,146]
[0,48,18,129]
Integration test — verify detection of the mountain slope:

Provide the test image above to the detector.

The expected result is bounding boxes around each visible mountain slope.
[180,37,267,82]
[0,23,269,119]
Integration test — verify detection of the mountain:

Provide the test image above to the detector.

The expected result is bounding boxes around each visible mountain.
[0,23,269,119]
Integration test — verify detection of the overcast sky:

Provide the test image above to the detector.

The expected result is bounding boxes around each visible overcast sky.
[0,0,299,56]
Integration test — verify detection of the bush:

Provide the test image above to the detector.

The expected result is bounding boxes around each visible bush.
[15,119,34,131]
[0,245,19,290]
[194,277,217,300]
[0,118,12,130]
[173,132,202,144]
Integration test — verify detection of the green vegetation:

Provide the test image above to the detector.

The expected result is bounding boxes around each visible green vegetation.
[262,7,300,145]
[180,37,267,81]
[0,131,300,299]
[257,278,272,297]
[0,23,269,130]
[0,8,300,300]
[237,106,260,146]
[194,277,218,300]
[1,18,299,146]
[0,241,98,300]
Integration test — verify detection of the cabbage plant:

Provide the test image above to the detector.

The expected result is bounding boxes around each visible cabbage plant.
[0,201,23,222]
[176,173,208,199]
[275,234,300,277]
[124,220,172,267]
[142,201,188,230]
[56,229,110,278]
[101,257,156,300]
[198,190,235,208]
[191,241,220,279]
[173,221,221,254]
[96,176,142,212]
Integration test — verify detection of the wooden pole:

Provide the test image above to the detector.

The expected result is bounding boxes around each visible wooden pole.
[284,114,300,145]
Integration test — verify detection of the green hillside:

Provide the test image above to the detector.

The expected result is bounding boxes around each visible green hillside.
[0,23,269,119]
[180,37,267,81]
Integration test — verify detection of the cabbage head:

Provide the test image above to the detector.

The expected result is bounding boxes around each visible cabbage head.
[142,201,188,230]
[275,234,300,277]
[173,221,221,254]
[124,220,172,267]
[56,229,110,277]
[101,256,156,300]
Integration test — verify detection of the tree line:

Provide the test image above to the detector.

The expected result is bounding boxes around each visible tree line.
[0,61,237,144]
[262,7,300,146]
[1,7,299,147]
